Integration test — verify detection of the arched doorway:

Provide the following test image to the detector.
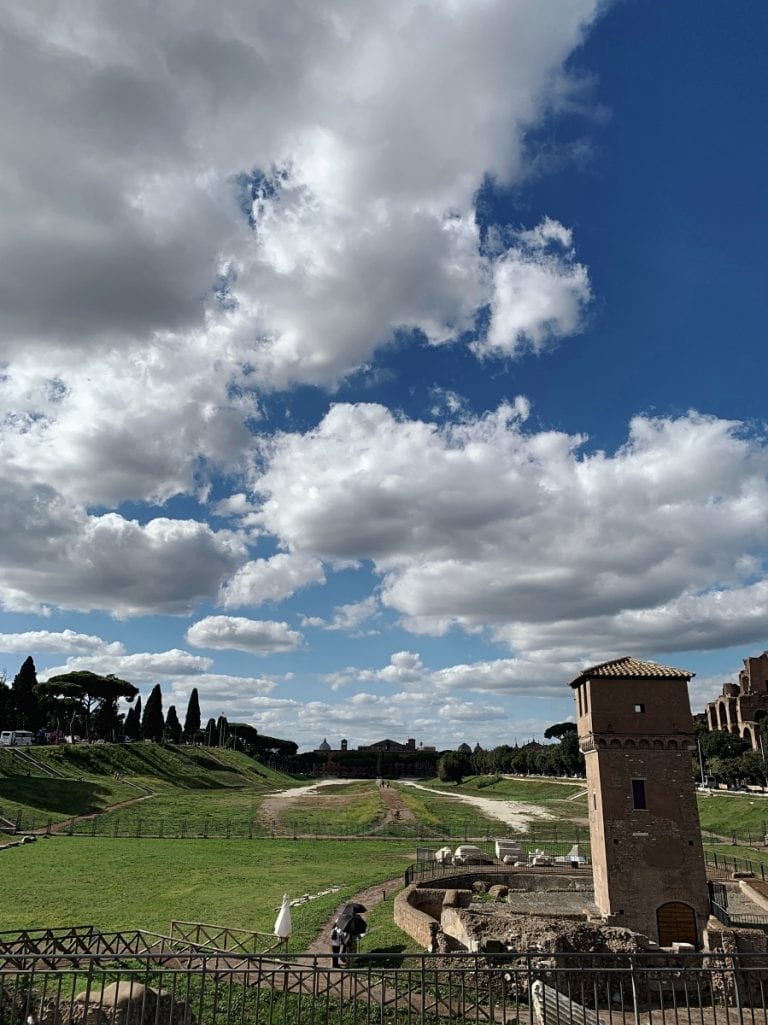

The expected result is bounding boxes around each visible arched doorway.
[657,902,698,947]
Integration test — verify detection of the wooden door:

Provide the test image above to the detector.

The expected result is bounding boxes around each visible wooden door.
[657,901,698,947]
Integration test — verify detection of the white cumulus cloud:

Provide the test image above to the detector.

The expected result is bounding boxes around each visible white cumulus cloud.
[186,615,303,654]
[253,402,768,663]
[0,631,125,656]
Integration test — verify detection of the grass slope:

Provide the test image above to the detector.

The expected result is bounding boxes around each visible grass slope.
[0,836,414,948]
[408,775,588,831]
[0,743,299,829]
[696,791,768,837]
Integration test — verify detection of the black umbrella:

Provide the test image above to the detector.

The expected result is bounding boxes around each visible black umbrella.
[340,902,367,915]
[342,915,368,938]
[337,902,367,930]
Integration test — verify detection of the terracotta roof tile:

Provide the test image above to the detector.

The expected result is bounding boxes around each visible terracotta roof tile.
[569,656,694,688]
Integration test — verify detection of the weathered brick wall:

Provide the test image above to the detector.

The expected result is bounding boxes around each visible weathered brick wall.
[423,871,591,892]
[393,885,471,948]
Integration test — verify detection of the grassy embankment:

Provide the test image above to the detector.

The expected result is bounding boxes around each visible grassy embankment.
[696,789,768,841]
[0,748,420,947]
[0,743,298,832]
[400,775,589,835]
[0,835,415,948]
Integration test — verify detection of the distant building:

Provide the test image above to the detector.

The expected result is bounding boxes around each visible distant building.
[704,651,768,750]
[308,737,437,778]
[572,656,709,947]
[358,738,416,753]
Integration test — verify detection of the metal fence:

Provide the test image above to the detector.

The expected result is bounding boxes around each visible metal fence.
[703,850,768,882]
[1,808,596,845]
[3,947,768,1025]
[1,811,499,840]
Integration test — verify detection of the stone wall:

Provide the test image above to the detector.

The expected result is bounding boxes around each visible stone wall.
[393,884,470,948]
[425,870,592,893]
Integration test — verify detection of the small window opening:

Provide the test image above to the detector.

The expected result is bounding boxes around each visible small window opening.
[632,779,647,810]
[634,703,645,713]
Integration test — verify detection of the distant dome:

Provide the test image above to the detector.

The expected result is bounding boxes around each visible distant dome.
[318,738,331,751]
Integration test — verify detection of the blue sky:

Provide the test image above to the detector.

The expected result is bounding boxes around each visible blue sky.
[1,0,767,750]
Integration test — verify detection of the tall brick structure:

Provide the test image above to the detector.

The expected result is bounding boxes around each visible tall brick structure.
[704,650,768,749]
[571,656,710,947]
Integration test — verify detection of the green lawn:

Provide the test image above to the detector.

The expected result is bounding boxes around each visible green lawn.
[74,788,269,836]
[275,784,385,834]
[394,785,505,836]
[401,776,588,834]
[0,836,415,949]
[0,775,146,827]
[0,743,301,832]
[433,775,587,804]
[696,791,768,838]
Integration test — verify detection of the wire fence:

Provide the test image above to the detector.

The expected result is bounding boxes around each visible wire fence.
[2,809,596,845]
[4,945,768,1025]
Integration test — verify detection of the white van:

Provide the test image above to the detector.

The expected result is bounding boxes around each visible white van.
[0,730,35,747]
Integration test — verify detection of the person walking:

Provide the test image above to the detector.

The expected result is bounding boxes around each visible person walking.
[331,921,341,968]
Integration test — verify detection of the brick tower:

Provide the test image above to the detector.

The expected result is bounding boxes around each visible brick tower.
[571,656,709,947]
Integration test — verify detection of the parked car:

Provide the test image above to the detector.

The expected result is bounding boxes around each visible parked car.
[0,730,34,747]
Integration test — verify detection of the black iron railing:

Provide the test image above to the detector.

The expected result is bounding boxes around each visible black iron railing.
[3,947,768,1025]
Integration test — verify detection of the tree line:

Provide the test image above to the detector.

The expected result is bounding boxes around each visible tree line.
[0,656,297,759]
[436,722,584,783]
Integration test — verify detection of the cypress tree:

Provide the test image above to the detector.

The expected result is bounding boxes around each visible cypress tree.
[0,673,12,731]
[183,688,201,742]
[142,684,164,742]
[12,656,41,730]
[216,715,228,747]
[165,705,182,744]
[125,696,141,740]
[204,717,217,747]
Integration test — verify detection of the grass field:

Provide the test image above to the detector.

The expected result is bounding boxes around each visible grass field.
[7,745,768,958]
[0,744,299,831]
[0,836,415,948]
[696,791,768,838]
[394,785,508,836]
[405,775,589,832]
[275,785,384,834]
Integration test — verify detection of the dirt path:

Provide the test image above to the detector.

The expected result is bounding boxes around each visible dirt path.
[378,783,416,826]
[258,778,417,833]
[259,777,555,834]
[400,780,553,831]
[257,779,347,829]
[307,875,406,956]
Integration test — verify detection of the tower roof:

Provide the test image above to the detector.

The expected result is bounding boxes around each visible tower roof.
[569,656,694,688]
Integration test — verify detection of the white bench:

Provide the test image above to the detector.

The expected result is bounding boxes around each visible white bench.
[531,980,603,1025]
